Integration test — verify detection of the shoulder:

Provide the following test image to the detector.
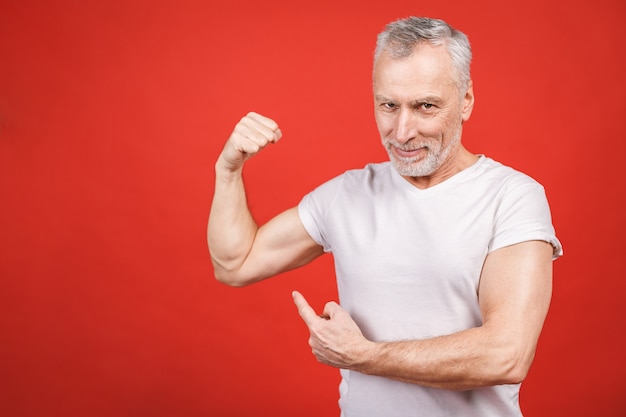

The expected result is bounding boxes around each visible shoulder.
[300,162,393,216]
[340,161,393,181]
[298,162,392,251]
[312,162,394,194]
[473,156,545,193]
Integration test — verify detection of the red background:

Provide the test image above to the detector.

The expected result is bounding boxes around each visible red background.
[1,0,625,415]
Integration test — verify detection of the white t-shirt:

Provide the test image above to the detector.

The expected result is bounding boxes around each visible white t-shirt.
[298,156,562,417]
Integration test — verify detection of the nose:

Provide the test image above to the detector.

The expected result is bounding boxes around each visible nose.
[395,108,416,144]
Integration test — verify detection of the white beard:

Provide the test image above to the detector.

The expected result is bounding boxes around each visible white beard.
[385,130,460,177]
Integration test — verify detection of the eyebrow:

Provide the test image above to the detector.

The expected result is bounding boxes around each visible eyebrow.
[374,95,392,103]
[374,95,444,105]
[411,96,444,106]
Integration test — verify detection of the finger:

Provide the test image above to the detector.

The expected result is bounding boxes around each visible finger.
[273,127,283,143]
[246,112,282,142]
[239,117,276,145]
[230,123,274,155]
[322,301,342,319]
[292,291,320,326]
[247,111,279,132]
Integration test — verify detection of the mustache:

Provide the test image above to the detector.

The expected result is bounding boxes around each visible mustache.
[385,141,431,151]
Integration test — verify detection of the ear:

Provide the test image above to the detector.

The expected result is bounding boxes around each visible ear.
[461,81,475,122]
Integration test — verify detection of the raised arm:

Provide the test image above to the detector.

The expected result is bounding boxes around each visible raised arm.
[293,240,554,390]
[208,112,324,287]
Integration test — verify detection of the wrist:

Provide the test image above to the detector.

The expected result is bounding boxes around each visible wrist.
[352,339,382,375]
[215,154,244,179]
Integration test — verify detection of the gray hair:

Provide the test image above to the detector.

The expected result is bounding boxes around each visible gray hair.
[375,17,472,92]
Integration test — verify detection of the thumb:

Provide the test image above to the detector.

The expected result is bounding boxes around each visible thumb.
[322,301,343,318]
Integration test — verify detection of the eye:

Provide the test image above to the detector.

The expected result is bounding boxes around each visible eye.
[381,102,397,110]
[420,103,434,110]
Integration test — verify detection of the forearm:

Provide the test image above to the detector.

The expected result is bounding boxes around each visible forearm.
[207,160,258,283]
[356,325,530,390]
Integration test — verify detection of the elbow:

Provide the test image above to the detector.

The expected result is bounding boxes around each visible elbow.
[213,268,253,288]
[499,363,530,385]
[207,238,258,287]
[214,274,244,287]
[211,259,259,287]
[493,346,535,385]
[210,254,248,287]
[209,251,274,287]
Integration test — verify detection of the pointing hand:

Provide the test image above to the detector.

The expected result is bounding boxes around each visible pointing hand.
[292,291,374,370]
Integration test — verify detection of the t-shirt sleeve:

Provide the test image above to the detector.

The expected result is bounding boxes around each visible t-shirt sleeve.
[297,176,344,253]
[489,178,563,259]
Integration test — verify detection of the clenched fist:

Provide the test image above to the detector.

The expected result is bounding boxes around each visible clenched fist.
[217,112,282,173]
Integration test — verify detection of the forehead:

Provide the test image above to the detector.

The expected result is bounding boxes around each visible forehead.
[373,44,457,98]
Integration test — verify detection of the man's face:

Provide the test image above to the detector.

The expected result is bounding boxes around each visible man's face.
[373,44,474,181]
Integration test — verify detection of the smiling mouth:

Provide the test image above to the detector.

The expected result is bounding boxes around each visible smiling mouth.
[393,146,427,159]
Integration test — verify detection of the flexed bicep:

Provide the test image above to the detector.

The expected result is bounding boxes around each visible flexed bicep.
[234,207,324,284]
